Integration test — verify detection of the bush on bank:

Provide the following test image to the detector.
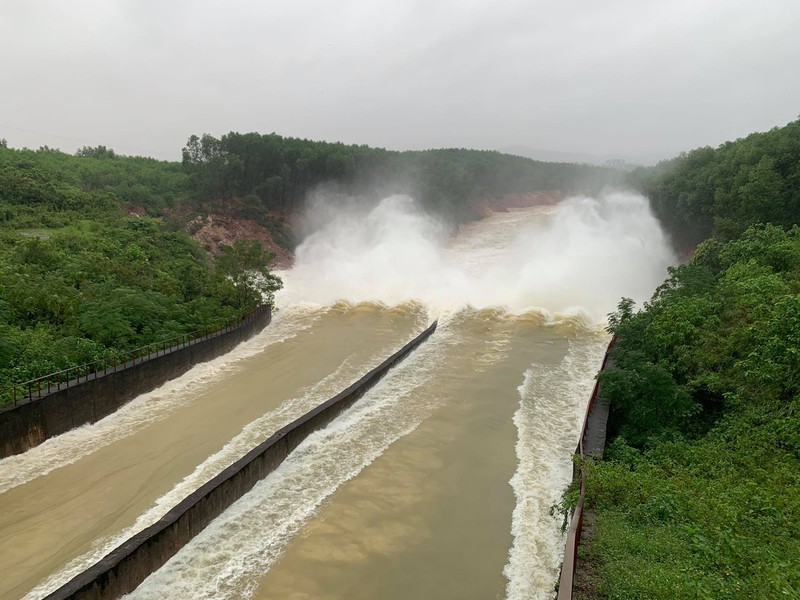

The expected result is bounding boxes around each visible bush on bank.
[0,145,281,405]
[579,225,800,598]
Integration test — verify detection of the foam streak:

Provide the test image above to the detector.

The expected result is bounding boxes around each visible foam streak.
[0,306,325,494]
[283,192,674,320]
[126,317,466,600]
[504,335,609,599]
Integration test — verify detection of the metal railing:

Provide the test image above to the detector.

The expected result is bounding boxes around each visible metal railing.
[557,336,615,600]
[1,304,269,407]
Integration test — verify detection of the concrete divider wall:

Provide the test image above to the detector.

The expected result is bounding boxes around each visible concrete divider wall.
[0,306,272,458]
[557,337,615,600]
[43,320,438,600]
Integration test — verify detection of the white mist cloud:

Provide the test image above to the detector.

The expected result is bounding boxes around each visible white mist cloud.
[281,192,675,321]
[489,192,676,317]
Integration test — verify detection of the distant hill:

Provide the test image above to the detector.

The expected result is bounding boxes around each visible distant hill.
[628,117,800,250]
[181,132,622,223]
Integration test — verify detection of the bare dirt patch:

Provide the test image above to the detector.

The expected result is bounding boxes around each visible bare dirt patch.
[189,214,293,269]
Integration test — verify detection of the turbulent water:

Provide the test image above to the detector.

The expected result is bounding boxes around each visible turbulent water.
[2,302,428,600]
[0,192,674,600]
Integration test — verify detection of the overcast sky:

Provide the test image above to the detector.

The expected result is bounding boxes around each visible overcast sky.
[1,0,798,163]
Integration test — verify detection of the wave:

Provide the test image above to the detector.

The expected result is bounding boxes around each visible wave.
[504,334,609,599]
[280,192,675,321]
[0,306,325,494]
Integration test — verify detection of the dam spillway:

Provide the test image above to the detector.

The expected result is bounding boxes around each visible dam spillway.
[127,308,607,600]
[0,302,429,599]
[1,196,674,600]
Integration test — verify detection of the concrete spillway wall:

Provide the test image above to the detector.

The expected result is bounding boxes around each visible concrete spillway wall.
[0,306,272,458]
[557,337,615,600]
[43,320,438,600]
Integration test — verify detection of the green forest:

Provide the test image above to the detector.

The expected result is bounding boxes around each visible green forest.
[577,118,800,598]
[0,135,613,405]
[0,142,282,404]
[630,119,800,250]
[181,131,619,220]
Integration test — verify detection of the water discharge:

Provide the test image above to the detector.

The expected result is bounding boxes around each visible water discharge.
[286,191,674,319]
[2,302,427,600]
[126,192,669,599]
[1,192,673,599]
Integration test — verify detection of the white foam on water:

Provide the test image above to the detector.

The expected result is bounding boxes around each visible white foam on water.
[21,314,428,600]
[285,191,675,320]
[504,334,609,600]
[0,305,326,495]
[124,314,475,600]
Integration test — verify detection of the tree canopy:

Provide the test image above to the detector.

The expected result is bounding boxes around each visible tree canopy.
[0,144,280,405]
[629,118,800,250]
[181,131,621,220]
[578,119,800,598]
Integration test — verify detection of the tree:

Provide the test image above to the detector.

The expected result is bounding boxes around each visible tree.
[737,155,785,225]
[216,239,283,310]
[75,145,117,159]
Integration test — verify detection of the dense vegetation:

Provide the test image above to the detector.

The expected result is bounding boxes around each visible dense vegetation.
[182,131,620,220]
[577,120,800,598]
[0,144,280,404]
[630,118,800,250]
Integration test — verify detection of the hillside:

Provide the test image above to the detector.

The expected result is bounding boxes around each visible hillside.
[0,143,280,404]
[629,118,800,251]
[575,120,800,598]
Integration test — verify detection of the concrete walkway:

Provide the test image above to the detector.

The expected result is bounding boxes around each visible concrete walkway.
[583,394,610,458]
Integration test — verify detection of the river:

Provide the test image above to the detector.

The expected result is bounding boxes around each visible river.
[0,193,673,599]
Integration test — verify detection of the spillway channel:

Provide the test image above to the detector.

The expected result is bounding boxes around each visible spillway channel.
[2,196,673,599]
[0,301,428,600]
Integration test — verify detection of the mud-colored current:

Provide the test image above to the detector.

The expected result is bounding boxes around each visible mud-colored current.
[1,196,672,600]
[250,315,607,600]
[125,308,607,600]
[0,302,427,600]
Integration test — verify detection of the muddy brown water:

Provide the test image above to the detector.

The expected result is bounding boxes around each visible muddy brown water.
[251,312,578,600]
[125,309,607,600]
[1,206,634,600]
[0,302,426,600]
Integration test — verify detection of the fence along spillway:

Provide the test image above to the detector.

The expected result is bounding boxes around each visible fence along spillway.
[41,320,438,600]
